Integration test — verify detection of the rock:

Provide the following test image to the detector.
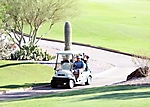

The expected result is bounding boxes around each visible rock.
[127,66,150,81]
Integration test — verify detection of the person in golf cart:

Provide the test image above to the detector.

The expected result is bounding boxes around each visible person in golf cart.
[61,55,69,65]
[73,55,85,81]
[83,54,90,71]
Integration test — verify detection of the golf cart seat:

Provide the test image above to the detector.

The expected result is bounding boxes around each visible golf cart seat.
[61,63,72,70]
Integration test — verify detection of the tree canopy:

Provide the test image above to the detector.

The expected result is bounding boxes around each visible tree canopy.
[0,0,79,48]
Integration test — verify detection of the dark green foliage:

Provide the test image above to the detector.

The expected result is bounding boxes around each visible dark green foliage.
[11,43,55,61]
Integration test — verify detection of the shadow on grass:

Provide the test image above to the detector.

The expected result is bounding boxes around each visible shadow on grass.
[2,85,150,103]
[15,85,150,101]
[0,83,50,89]
[0,62,36,68]
[81,91,150,101]
[51,85,149,97]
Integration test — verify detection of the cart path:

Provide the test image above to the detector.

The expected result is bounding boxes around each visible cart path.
[37,40,136,67]
[0,67,137,101]
[0,40,137,101]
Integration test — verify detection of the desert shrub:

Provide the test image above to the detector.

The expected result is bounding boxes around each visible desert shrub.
[132,50,150,68]
[0,33,16,59]
[11,43,55,61]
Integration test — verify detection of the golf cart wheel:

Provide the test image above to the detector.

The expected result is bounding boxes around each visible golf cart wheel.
[51,80,58,88]
[85,76,92,85]
[67,79,74,89]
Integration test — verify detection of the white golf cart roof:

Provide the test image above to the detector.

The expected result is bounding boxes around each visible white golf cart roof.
[56,50,86,55]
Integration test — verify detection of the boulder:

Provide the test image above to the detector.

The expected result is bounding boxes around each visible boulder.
[127,66,150,81]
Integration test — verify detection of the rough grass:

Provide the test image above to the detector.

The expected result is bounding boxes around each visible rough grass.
[0,60,54,90]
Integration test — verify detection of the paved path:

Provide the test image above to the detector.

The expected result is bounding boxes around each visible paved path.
[37,40,136,67]
[0,40,138,101]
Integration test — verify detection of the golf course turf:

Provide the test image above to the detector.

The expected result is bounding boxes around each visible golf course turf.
[36,0,150,57]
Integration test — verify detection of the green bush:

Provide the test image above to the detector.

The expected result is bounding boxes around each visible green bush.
[11,44,55,61]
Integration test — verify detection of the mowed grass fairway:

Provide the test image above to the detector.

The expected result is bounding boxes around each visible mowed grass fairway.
[37,0,150,56]
[0,85,150,107]
[0,61,54,91]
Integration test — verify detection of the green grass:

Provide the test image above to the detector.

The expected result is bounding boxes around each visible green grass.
[0,85,150,107]
[34,0,150,56]
[0,60,54,91]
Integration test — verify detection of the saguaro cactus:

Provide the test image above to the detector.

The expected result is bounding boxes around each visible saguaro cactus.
[64,21,72,51]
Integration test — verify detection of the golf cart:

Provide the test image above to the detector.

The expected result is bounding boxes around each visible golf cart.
[50,50,92,89]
